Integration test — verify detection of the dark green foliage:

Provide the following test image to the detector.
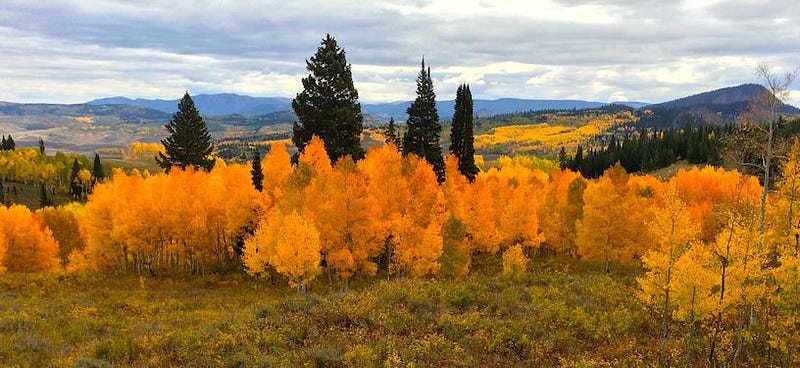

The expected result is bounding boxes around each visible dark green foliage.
[251,148,264,192]
[92,153,104,184]
[292,34,364,163]
[449,84,478,182]
[384,117,401,148]
[39,182,52,208]
[557,146,568,170]
[566,124,722,178]
[156,92,215,172]
[38,137,45,155]
[69,158,82,198]
[0,181,5,206]
[403,59,444,182]
[1,135,13,150]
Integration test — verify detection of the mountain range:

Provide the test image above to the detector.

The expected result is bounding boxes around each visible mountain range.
[86,95,649,121]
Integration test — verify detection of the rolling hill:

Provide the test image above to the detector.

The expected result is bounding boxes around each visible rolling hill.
[639,84,800,128]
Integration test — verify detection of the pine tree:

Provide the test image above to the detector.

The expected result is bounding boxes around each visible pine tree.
[39,182,52,208]
[69,158,82,198]
[1,136,6,150]
[449,84,478,182]
[251,148,264,192]
[156,92,215,172]
[403,58,445,182]
[292,34,364,163]
[92,153,104,183]
[385,117,401,148]
[4,135,14,150]
[38,137,45,155]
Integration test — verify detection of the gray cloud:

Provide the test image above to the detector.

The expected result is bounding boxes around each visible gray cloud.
[0,0,798,105]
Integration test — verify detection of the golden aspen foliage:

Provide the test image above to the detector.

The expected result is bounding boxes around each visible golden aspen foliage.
[714,217,766,307]
[439,215,471,278]
[303,156,382,278]
[495,179,545,250]
[35,203,87,267]
[670,245,718,323]
[671,166,761,242]
[0,204,60,273]
[462,175,500,254]
[768,139,800,361]
[243,210,322,289]
[260,142,293,207]
[540,170,585,256]
[771,249,800,363]
[639,189,699,311]
[502,244,528,280]
[442,155,468,220]
[76,164,257,273]
[576,164,650,271]
[0,227,5,274]
[122,141,165,160]
[390,155,446,276]
[299,135,333,175]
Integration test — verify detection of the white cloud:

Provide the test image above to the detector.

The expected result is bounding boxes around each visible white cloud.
[0,1,798,106]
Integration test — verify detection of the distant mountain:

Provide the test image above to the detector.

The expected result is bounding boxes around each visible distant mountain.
[87,94,646,120]
[87,94,293,116]
[0,101,169,122]
[639,84,800,127]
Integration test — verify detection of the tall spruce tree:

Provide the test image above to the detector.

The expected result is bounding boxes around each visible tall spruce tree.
[403,58,445,182]
[69,158,82,198]
[156,92,215,172]
[292,34,364,163]
[38,137,45,155]
[39,182,52,208]
[92,153,104,183]
[385,117,401,148]
[449,84,478,182]
[251,148,264,192]
[1,136,6,150]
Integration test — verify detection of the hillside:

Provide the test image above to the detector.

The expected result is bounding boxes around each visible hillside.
[638,83,800,128]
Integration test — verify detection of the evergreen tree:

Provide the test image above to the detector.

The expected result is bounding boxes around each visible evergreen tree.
[69,158,82,198]
[403,58,445,182]
[1,136,5,150]
[4,135,14,150]
[38,137,45,155]
[385,117,401,148]
[92,153,104,183]
[449,84,478,182]
[292,34,364,163]
[558,146,568,170]
[251,148,264,192]
[0,181,5,206]
[156,92,215,172]
[39,182,52,208]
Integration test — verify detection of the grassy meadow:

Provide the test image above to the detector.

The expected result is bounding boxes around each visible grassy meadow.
[0,257,656,367]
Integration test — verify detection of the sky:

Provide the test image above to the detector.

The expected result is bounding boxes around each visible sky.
[1,0,798,105]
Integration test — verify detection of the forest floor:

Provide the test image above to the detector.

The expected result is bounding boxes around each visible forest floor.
[0,257,658,367]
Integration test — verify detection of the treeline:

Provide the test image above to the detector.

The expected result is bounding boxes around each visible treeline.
[1,135,15,150]
[562,124,722,178]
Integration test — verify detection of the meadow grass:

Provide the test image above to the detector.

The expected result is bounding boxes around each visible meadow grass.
[0,257,657,367]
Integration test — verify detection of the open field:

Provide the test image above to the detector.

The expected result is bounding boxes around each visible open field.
[0,258,657,367]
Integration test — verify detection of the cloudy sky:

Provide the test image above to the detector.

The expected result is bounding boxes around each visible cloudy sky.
[1,0,798,105]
